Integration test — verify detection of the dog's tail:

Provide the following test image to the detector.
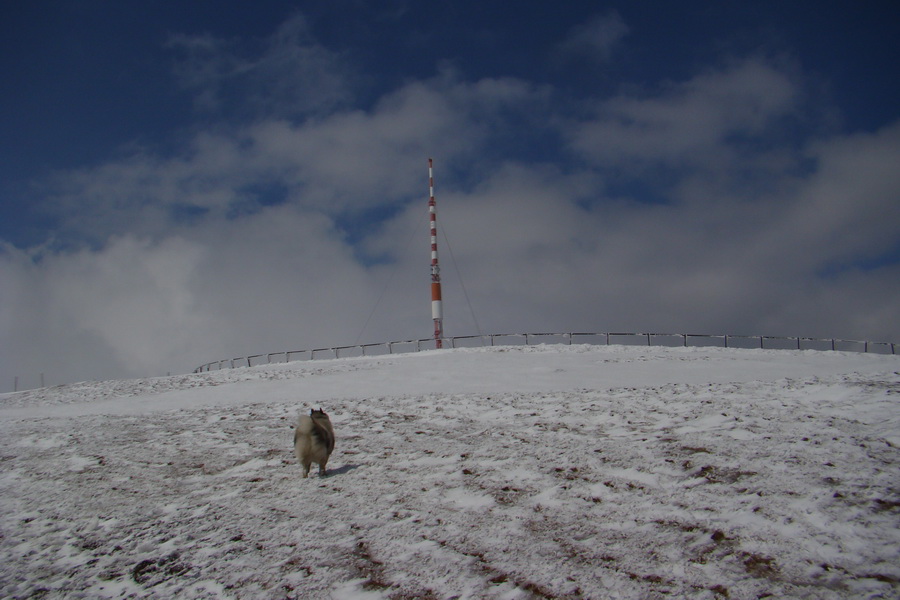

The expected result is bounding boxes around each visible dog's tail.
[311,419,335,453]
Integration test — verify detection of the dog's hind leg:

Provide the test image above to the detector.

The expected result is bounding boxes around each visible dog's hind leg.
[318,458,328,477]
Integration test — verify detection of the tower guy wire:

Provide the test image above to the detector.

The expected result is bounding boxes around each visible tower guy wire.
[440,220,484,342]
[352,217,418,347]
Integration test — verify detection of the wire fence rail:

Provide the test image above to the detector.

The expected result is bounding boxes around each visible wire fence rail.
[192,332,898,373]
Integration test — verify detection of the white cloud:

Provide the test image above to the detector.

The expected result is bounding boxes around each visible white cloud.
[167,13,354,117]
[0,207,388,385]
[38,71,550,246]
[556,12,629,62]
[4,30,899,390]
[788,121,900,262]
[569,58,800,169]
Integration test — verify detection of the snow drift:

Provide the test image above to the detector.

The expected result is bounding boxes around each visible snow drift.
[1,344,898,599]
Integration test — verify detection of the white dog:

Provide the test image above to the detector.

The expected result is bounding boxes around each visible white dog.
[294,408,335,478]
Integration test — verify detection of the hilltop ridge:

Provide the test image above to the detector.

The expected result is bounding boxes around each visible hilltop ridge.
[1,345,898,598]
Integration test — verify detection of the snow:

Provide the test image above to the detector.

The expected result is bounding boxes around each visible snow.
[1,344,898,599]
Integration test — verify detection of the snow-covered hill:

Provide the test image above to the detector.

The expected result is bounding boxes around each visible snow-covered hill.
[1,345,898,599]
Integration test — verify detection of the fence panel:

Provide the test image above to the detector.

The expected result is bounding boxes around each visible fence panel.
[798,338,835,352]
[864,342,895,355]
[607,333,649,347]
[723,335,763,349]
[248,354,267,367]
[267,352,289,364]
[334,345,365,359]
[360,343,392,357]
[388,340,422,354]
[686,334,727,348]
[525,333,570,346]
[286,350,312,363]
[570,333,608,346]
[649,333,687,347]
[450,335,490,348]
[490,334,527,346]
[833,339,867,353]
[762,336,801,350]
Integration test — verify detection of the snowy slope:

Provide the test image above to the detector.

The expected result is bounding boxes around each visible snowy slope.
[1,345,898,599]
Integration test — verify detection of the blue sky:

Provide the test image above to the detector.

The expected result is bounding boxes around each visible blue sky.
[2,1,899,387]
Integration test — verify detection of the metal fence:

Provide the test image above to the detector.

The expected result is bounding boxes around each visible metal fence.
[192,332,897,373]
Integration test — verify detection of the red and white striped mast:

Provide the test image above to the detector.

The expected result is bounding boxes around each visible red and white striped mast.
[428,158,444,349]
